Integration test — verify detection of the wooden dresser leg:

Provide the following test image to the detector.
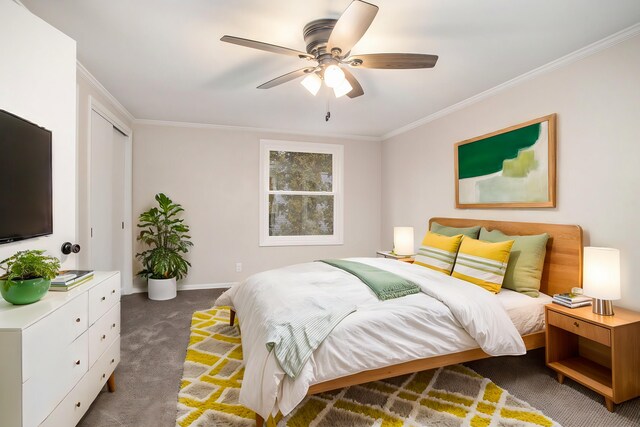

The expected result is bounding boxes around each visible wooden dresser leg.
[230,309,236,326]
[556,372,565,384]
[255,414,264,427]
[107,372,116,393]
[605,397,615,412]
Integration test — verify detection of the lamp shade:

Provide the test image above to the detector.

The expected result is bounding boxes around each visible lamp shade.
[393,227,414,256]
[324,65,345,88]
[583,247,621,300]
[301,73,321,96]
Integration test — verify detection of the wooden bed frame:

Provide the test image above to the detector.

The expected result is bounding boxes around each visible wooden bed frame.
[244,218,583,426]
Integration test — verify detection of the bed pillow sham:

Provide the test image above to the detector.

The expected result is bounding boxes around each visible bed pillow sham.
[414,232,463,275]
[452,237,514,293]
[430,221,481,239]
[479,227,549,297]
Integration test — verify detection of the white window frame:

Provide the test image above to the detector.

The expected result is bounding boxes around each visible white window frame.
[259,139,344,246]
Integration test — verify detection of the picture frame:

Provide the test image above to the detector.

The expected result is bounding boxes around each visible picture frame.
[454,114,556,208]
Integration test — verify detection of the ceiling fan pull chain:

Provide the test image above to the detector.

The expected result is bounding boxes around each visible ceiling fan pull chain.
[325,97,331,122]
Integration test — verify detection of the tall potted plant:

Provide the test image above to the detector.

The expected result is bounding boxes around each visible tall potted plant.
[136,193,193,300]
[0,250,61,305]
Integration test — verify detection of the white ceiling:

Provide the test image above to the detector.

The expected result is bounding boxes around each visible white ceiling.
[21,0,640,138]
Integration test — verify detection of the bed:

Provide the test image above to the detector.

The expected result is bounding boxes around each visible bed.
[219,218,583,426]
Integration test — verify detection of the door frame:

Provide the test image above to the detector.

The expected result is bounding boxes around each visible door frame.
[87,96,133,294]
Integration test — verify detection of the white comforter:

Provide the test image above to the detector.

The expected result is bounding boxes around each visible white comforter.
[215,257,526,419]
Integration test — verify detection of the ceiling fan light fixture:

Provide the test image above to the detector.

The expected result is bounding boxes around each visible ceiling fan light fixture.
[324,64,345,88]
[333,79,353,98]
[301,73,322,96]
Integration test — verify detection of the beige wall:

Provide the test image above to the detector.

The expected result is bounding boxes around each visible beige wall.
[0,2,77,269]
[381,34,640,310]
[76,69,134,270]
[132,124,381,288]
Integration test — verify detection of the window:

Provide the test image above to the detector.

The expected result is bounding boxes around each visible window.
[260,140,343,246]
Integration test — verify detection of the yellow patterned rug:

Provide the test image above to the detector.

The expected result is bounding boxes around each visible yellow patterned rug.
[176,307,561,427]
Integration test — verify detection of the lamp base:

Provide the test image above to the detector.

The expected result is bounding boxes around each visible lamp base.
[592,298,614,316]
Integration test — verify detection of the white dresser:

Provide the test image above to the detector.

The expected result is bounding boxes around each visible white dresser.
[0,271,121,427]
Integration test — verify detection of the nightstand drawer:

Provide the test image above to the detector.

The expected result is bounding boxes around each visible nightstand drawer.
[548,310,611,346]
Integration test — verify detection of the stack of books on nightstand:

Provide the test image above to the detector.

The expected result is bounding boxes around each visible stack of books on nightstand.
[50,270,94,292]
[552,292,592,308]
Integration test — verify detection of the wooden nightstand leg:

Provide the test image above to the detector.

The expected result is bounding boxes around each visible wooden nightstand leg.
[556,372,565,384]
[256,414,264,427]
[230,310,236,326]
[107,372,116,393]
[605,397,614,412]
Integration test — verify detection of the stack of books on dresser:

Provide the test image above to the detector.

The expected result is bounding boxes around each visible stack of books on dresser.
[552,292,592,308]
[50,270,94,292]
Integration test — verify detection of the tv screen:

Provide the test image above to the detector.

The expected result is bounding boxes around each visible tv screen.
[0,110,53,244]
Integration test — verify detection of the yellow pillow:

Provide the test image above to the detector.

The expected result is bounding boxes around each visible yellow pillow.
[452,237,514,293]
[414,232,463,275]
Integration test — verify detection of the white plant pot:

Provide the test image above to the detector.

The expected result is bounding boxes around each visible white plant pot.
[148,277,177,301]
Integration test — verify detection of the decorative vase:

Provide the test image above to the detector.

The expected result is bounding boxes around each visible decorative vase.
[0,277,51,305]
[148,277,177,301]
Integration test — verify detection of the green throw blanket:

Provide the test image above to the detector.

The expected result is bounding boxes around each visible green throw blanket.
[320,259,420,300]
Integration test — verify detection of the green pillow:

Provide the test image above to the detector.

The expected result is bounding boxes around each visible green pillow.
[430,222,480,239]
[479,227,549,297]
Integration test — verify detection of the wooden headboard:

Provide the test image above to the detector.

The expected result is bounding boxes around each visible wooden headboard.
[429,218,583,296]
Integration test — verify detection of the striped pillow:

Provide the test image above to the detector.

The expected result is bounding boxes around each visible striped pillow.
[414,232,463,275]
[452,237,514,293]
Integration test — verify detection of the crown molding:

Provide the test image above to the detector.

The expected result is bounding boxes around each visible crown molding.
[382,23,640,141]
[134,119,383,142]
[76,60,135,124]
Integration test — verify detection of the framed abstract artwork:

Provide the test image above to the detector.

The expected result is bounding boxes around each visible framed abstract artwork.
[455,114,556,208]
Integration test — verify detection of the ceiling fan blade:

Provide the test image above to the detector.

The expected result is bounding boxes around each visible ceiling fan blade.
[342,68,364,98]
[221,35,314,59]
[348,53,439,69]
[327,1,379,55]
[257,67,316,89]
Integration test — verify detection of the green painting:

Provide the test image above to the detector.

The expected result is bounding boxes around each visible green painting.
[455,115,556,208]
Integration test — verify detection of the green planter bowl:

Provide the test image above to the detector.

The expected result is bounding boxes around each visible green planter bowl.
[0,277,51,305]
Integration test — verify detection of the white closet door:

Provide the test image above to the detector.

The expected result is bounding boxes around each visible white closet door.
[90,110,125,279]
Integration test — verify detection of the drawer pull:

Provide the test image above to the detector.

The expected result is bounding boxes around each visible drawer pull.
[111,358,115,364]
[76,402,81,408]
[101,296,106,301]
[102,334,107,340]
[75,360,81,365]
[112,323,117,328]
[574,321,580,327]
[112,289,116,294]
[75,317,81,323]
[102,373,106,379]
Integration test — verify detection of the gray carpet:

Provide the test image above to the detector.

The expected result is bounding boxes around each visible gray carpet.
[80,290,640,427]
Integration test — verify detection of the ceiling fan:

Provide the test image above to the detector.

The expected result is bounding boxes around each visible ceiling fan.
[220,0,438,99]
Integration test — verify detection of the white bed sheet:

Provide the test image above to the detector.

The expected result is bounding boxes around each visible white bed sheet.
[496,288,552,335]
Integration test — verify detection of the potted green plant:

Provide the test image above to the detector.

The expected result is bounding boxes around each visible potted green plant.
[0,250,61,305]
[136,193,193,300]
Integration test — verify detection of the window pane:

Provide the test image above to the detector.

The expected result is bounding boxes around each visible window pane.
[269,195,334,236]
[269,151,333,191]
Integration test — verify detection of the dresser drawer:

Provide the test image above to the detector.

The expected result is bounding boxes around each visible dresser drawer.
[89,303,120,366]
[23,331,88,427]
[548,310,611,346]
[87,336,120,399]
[40,337,120,427]
[23,293,88,381]
[88,273,120,325]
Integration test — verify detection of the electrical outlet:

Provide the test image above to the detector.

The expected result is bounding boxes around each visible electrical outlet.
[235,262,242,273]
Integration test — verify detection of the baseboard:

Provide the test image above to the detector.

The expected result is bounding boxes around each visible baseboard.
[128,282,236,295]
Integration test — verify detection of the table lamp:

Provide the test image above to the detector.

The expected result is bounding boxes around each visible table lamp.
[582,247,620,316]
[393,227,414,256]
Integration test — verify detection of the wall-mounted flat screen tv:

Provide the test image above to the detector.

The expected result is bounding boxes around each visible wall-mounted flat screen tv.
[0,110,53,244]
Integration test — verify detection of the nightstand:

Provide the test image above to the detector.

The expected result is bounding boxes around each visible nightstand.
[545,304,640,412]
[376,251,415,263]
